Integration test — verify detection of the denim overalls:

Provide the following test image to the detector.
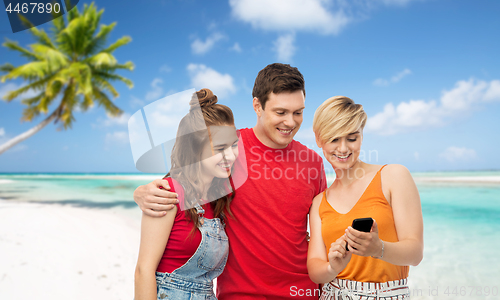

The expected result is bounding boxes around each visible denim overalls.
[155,204,229,300]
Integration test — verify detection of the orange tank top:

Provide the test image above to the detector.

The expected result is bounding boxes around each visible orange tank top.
[319,165,409,283]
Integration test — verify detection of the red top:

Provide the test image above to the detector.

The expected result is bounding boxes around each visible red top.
[156,177,215,273]
[217,128,327,300]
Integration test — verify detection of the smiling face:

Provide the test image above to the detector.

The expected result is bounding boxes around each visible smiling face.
[320,130,363,170]
[253,90,305,149]
[200,126,239,182]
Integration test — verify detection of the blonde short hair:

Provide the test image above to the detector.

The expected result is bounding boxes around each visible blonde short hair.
[313,96,367,145]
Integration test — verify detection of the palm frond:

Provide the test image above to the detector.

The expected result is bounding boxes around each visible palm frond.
[0,63,15,73]
[67,3,81,22]
[1,61,49,82]
[2,75,54,101]
[86,52,117,69]
[92,76,119,98]
[80,93,94,112]
[90,61,134,74]
[101,36,132,54]
[51,13,66,34]
[18,14,35,31]
[20,92,44,106]
[93,86,122,116]
[84,22,116,55]
[113,61,135,71]
[45,80,63,99]
[37,93,53,114]
[2,40,41,61]
[30,44,69,71]
[93,71,133,88]
[59,17,87,57]
[2,1,133,133]
[81,5,105,55]
[21,105,42,122]
[57,83,77,128]
[29,27,56,48]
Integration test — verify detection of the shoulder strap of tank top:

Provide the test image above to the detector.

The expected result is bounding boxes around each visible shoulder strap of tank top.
[379,164,388,173]
[373,164,388,185]
[371,164,389,200]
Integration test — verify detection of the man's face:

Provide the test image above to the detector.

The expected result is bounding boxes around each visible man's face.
[254,90,305,149]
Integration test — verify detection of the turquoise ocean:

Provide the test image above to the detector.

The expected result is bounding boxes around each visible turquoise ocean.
[1,171,499,299]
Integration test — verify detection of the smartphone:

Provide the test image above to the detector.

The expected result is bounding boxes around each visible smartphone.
[352,217,374,232]
[346,217,374,251]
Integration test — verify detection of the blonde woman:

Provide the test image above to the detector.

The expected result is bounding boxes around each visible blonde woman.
[307,96,423,299]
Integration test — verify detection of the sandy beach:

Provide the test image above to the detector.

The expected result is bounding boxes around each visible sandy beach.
[1,173,499,300]
[0,200,141,300]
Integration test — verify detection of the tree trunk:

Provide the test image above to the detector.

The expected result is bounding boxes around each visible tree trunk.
[0,107,61,155]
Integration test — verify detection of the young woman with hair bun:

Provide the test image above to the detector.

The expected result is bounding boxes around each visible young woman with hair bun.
[134,88,239,300]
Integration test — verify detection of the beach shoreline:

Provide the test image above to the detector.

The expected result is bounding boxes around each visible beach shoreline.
[0,199,141,300]
[1,172,499,300]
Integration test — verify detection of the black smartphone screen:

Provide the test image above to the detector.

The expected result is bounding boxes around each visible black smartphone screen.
[346,217,374,251]
[352,217,374,232]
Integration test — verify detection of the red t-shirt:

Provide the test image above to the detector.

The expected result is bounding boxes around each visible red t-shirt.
[217,128,327,299]
[156,177,215,273]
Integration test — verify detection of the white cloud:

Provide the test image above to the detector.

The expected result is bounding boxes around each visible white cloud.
[0,83,18,99]
[105,131,129,144]
[130,78,179,108]
[145,78,165,102]
[159,65,172,73]
[484,80,500,101]
[440,146,476,163]
[229,0,350,35]
[187,64,237,98]
[191,32,225,55]
[440,79,500,112]
[373,68,412,86]
[230,42,242,53]
[366,100,442,135]
[129,95,145,108]
[294,126,315,141]
[366,78,500,135]
[0,128,4,137]
[273,33,296,62]
[102,112,131,127]
[229,0,422,61]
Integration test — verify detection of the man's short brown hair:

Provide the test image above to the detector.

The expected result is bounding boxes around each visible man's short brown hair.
[252,63,305,110]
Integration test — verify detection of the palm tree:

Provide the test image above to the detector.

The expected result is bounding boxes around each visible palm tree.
[0,2,133,155]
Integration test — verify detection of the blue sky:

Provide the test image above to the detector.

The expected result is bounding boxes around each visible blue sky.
[0,0,499,173]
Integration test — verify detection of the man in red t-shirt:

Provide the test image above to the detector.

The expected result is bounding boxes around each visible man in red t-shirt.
[134,63,327,299]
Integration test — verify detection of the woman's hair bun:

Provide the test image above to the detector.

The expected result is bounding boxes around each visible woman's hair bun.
[190,88,218,111]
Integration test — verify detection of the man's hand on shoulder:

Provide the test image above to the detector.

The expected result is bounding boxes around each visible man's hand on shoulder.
[133,179,179,217]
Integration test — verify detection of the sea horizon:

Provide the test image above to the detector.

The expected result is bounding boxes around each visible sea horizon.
[1,168,499,300]
[1,169,500,175]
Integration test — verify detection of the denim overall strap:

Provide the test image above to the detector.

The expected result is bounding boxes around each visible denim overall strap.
[156,202,229,299]
[195,203,205,216]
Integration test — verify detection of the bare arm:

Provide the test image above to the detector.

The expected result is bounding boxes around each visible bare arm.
[134,206,177,300]
[134,179,179,217]
[345,164,424,266]
[307,193,352,284]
